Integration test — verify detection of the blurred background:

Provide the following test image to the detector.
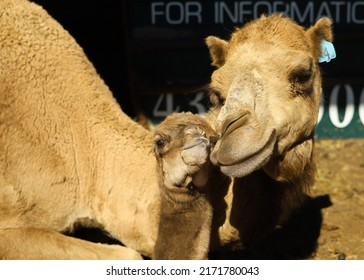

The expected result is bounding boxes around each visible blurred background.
[31,0,364,138]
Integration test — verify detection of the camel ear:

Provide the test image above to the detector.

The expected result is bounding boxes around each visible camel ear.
[306,17,333,61]
[205,36,229,67]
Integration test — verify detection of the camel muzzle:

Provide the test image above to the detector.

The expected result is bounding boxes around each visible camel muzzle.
[210,111,277,178]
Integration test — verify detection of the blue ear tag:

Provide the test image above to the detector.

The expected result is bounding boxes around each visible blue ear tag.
[319,39,336,63]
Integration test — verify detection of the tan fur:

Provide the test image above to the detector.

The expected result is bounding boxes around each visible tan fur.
[153,113,219,260]
[0,0,158,259]
[206,14,332,247]
[0,1,331,259]
[0,228,142,260]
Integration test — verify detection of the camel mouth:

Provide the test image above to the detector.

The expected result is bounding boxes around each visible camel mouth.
[211,115,277,178]
[181,136,210,167]
[219,130,276,178]
[182,138,209,151]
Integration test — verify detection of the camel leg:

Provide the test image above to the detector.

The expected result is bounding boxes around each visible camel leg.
[0,228,143,260]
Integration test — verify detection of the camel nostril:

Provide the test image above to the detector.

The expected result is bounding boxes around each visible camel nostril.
[183,138,209,150]
[222,114,250,138]
[215,108,252,137]
[201,137,210,147]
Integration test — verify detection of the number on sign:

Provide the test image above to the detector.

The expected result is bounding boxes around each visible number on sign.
[153,93,180,118]
[152,92,207,118]
[188,92,207,115]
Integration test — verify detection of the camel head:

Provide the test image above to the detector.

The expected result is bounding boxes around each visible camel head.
[206,15,333,181]
[154,112,218,198]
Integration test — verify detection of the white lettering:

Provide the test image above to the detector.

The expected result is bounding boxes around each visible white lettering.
[329,84,355,128]
[347,2,351,23]
[318,93,324,124]
[331,1,345,23]
[359,87,364,125]
[291,2,314,23]
[153,94,180,117]
[166,2,185,25]
[151,2,164,24]
[273,1,289,15]
[254,1,272,18]
[316,2,333,21]
[151,1,202,25]
[188,92,206,115]
[214,2,219,23]
[186,2,202,24]
[220,2,239,23]
[239,1,252,22]
[152,93,206,118]
[153,1,364,25]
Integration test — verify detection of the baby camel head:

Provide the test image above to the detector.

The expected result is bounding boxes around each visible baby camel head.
[206,14,333,181]
[154,112,218,197]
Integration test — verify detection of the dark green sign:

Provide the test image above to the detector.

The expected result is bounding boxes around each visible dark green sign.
[317,84,364,138]
[124,0,364,138]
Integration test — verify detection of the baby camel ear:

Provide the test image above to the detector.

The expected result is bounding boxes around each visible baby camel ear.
[306,17,333,61]
[205,36,229,67]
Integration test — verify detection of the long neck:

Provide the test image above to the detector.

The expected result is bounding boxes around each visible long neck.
[83,104,161,257]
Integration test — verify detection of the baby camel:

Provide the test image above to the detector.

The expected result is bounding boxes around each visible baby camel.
[153,112,218,260]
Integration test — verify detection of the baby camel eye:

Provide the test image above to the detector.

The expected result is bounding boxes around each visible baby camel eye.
[155,138,166,149]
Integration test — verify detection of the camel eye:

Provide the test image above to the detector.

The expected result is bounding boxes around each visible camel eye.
[209,85,225,106]
[210,90,225,106]
[155,138,166,149]
[291,69,312,84]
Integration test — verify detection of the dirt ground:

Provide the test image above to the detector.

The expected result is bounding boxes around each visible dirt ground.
[310,139,364,260]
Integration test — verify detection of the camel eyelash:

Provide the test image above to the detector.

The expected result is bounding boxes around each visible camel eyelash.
[289,58,314,85]
[154,134,170,150]
[291,69,313,84]
[155,138,166,148]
